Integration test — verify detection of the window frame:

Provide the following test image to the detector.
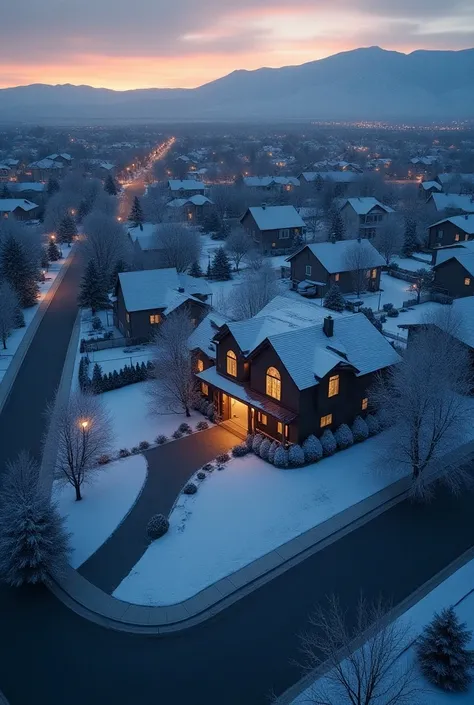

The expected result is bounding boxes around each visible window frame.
[279,228,290,239]
[464,277,471,286]
[201,382,209,396]
[149,313,161,325]
[226,349,237,377]
[305,264,312,277]
[320,413,333,428]
[334,273,340,282]
[257,411,268,425]
[196,358,204,372]
[328,374,340,398]
[361,397,368,411]
[266,366,281,401]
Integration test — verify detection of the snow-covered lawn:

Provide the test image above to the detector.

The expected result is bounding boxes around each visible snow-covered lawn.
[0,255,68,384]
[382,301,445,339]
[391,255,432,272]
[54,454,147,568]
[358,272,414,310]
[113,433,409,606]
[88,345,154,376]
[292,559,474,704]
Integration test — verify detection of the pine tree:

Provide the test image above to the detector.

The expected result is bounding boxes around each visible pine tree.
[46,177,60,197]
[109,258,128,290]
[91,363,104,394]
[0,235,39,308]
[129,196,144,229]
[47,239,61,262]
[206,258,212,278]
[104,174,118,196]
[189,260,203,278]
[403,217,418,256]
[417,606,474,691]
[40,247,49,270]
[77,199,90,223]
[57,214,77,245]
[78,259,110,314]
[201,211,222,235]
[324,284,345,312]
[78,356,90,391]
[1,184,10,199]
[330,206,345,241]
[211,247,232,281]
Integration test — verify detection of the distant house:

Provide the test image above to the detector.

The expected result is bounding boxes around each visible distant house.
[435,173,474,194]
[286,239,385,297]
[0,199,39,221]
[168,179,206,197]
[240,205,305,254]
[433,252,474,298]
[127,223,169,270]
[298,171,361,196]
[427,193,474,216]
[419,180,442,200]
[46,153,73,165]
[243,176,300,192]
[428,215,474,249]
[165,194,214,223]
[27,158,64,181]
[340,197,394,239]
[113,268,210,340]
[8,182,46,204]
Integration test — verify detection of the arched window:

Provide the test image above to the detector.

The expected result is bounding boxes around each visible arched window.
[226,350,237,377]
[266,366,281,400]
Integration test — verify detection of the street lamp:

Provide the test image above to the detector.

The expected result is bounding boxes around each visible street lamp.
[81,420,89,429]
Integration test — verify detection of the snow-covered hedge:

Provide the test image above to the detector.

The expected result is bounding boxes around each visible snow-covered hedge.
[288,444,305,467]
[302,435,323,463]
[274,446,289,468]
[366,414,381,436]
[259,438,271,460]
[352,416,369,442]
[321,429,337,456]
[232,443,249,457]
[245,433,255,450]
[147,514,169,540]
[334,424,354,450]
[252,434,264,454]
[268,440,279,464]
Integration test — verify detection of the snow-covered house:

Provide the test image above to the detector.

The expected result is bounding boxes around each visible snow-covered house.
[427,193,474,216]
[196,295,400,443]
[286,239,385,297]
[419,180,442,201]
[188,311,231,370]
[8,182,46,204]
[340,197,394,240]
[0,199,40,221]
[428,215,474,249]
[0,163,11,182]
[168,179,206,197]
[113,268,210,340]
[165,194,214,223]
[243,176,300,192]
[435,173,474,194]
[298,171,361,196]
[27,158,64,181]
[240,205,305,254]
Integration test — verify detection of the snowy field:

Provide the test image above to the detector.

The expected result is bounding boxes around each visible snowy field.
[54,454,147,568]
[0,255,68,384]
[292,559,474,704]
[382,301,446,339]
[114,433,410,606]
[391,255,433,272]
[88,345,154,376]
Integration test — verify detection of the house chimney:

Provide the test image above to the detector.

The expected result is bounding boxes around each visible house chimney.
[262,202,267,210]
[323,315,334,338]
[178,286,185,293]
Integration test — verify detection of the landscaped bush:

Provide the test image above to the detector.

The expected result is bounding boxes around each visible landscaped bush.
[202,463,214,472]
[288,444,305,467]
[321,429,337,456]
[147,514,169,540]
[178,422,193,435]
[365,414,381,436]
[252,434,264,454]
[155,434,168,445]
[131,446,139,454]
[380,315,387,324]
[245,433,255,450]
[91,316,103,331]
[196,471,206,480]
[352,416,369,442]
[83,358,150,393]
[232,444,249,457]
[216,464,225,471]
[268,440,279,464]
[259,438,271,460]
[196,420,209,431]
[335,424,354,450]
[172,429,183,440]
[138,440,150,451]
[205,402,215,419]
[382,303,394,312]
[302,435,323,463]
[389,261,399,271]
[216,452,230,464]
[386,308,399,318]
[119,448,131,458]
[273,446,289,468]
[183,482,198,495]
[97,454,111,465]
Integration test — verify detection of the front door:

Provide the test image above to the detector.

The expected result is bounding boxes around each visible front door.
[229,397,249,432]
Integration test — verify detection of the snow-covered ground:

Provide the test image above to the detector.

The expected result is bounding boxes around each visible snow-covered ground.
[0,255,68,384]
[359,272,414,310]
[391,255,432,272]
[382,301,445,339]
[292,558,474,704]
[54,454,147,568]
[88,345,154,376]
[114,433,410,606]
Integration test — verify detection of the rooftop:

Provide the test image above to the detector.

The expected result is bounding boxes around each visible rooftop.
[0,199,38,213]
[247,205,305,231]
[343,197,394,215]
[168,179,206,192]
[286,239,385,274]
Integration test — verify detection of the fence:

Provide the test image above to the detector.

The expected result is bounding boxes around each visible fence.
[83,336,149,353]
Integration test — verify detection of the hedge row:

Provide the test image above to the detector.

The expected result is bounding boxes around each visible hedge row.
[78,358,154,393]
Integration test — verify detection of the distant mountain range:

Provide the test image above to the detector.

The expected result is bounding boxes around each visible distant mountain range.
[1,47,474,123]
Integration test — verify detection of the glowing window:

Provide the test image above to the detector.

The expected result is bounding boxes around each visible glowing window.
[320,414,333,428]
[334,273,340,282]
[328,375,340,398]
[226,350,237,377]
[362,397,368,410]
[455,233,460,242]
[266,367,281,400]
[371,268,377,280]
[257,412,267,425]
[201,382,209,395]
[196,359,204,372]
[465,277,471,286]
[277,422,283,434]
[149,314,161,324]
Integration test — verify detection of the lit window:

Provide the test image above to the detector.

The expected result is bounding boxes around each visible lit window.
[257,412,267,425]
[362,397,368,410]
[320,414,333,428]
[371,268,377,280]
[465,277,471,286]
[149,314,161,325]
[196,359,204,372]
[277,421,283,434]
[328,375,340,398]
[201,382,209,395]
[226,350,237,377]
[266,367,281,400]
[455,233,460,242]
[334,273,340,282]
[305,265,312,276]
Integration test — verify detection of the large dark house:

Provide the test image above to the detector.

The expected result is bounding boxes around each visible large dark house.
[428,215,474,249]
[433,245,474,298]
[287,239,385,297]
[196,296,400,443]
[113,268,210,340]
[0,199,40,221]
[240,205,305,254]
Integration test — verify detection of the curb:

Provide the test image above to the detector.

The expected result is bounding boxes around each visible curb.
[0,247,75,416]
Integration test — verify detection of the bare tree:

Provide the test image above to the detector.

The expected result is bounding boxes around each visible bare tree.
[300,595,419,705]
[154,223,201,273]
[50,391,113,501]
[83,211,131,281]
[148,309,197,417]
[225,227,253,272]
[344,240,376,297]
[231,262,279,320]
[374,217,404,266]
[372,310,474,498]
[0,281,19,349]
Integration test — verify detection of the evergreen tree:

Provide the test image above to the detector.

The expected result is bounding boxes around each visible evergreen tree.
[77,259,110,314]
[47,239,61,262]
[417,607,474,691]
[109,258,128,290]
[91,363,104,394]
[57,214,77,245]
[46,177,60,197]
[324,284,345,312]
[201,211,222,235]
[189,260,203,278]
[78,356,90,391]
[77,199,90,223]
[40,247,49,270]
[129,196,144,229]
[329,206,345,241]
[0,235,39,308]
[1,184,10,199]
[104,174,118,196]
[211,247,232,281]
[403,217,418,256]
[206,258,212,278]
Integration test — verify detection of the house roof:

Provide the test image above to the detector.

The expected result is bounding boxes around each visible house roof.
[343,197,394,215]
[178,273,212,297]
[433,252,474,277]
[28,158,64,170]
[300,171,360,183]
[436,173,474,185]
[168,179,206,192]
[401,297,474,350]
[188,312,230,359]
[432,240,474,266]
[421,181,442,192]
[46,153,72,161]
[167,195,213,208]
[0,199,38,213]
[286,239,385,274]
[8,182,45,193]
[430,214,474,235]
[118,268,180,312]
[246,205,305,231]
[429,193,474,213]
[127,222,162,250]
[243,176,299,187]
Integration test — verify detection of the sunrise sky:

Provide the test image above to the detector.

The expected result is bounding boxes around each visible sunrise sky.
[1,0,474,90]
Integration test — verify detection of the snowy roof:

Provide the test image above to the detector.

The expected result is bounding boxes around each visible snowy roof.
[8,182,45,193]
[46,153,72,161]
[429,194,474,213]
[430,215,474,235]
[434,252,474,276]
[436,173,474,185]
[168,179,206,192]
[402,297,474,350]
[286,239,385,274]
[188,312,231,359]
[0,164,11,171]
[167,195,213,208]
[243,176,300,188]
[28,158,63,170]
[300,171,360,183]
[127,222,162,248]
[432,240,474,266]
[0,199,38,213]
[421,181,442,192]
[118,268,180,312]
[342,197,394,215]
[246,205,305,231]
[178,273,212,297]
[163,290,204,316]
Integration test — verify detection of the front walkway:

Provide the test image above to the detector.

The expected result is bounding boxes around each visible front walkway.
[78,425,237,594]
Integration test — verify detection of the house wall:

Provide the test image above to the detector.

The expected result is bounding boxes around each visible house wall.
[249,345,299,414]
[215,330,249,384]
[241,211,302,254]
[290,247,381,295]
[433,259,474,298]
[428,220,473,249]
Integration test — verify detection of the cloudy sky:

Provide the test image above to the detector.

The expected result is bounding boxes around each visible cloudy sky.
[1,0,474,90]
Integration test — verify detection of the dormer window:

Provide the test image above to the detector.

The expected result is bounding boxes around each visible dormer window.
[328,374,340,398]
[226,350,237,377]
[266,367,281,400]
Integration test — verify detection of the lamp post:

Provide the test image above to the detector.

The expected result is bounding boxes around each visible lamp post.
[378,288,384,311]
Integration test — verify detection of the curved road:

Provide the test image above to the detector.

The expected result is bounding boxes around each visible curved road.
[0,251,474,704]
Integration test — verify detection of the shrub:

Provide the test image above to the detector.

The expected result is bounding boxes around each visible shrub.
[216,464,225,471]
[352,416,369,442]
[205,402,215,419]
[365,414,381,436]
[196,420,209,431]
[97,454,111,465]
[155,434,168,445]
[382,303,394,312]
[196,471,206,480]
[335,424,354,450]
[178,422,193,435]
[387,308,399,318]
[273,446,289,468]
[202,462,214,472]
[147,514,169,540]
[91,315,103,331]
[389,261,399,270]
[232,444,249,457]
[259,438,271,460]
[302,435,323,463]
[119,448,131,458]
[400,307,408,313]
[321,429,337,456]
[183,482,197,495]
[245,433,255,450]
[252,434,264,454]
[268,440,279,464]
[172,430,183,440]
[216,452,230,464]
[138,440,150,451]
[288,444,305,467]
[379,315,387,324]
[131,446,139,454]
